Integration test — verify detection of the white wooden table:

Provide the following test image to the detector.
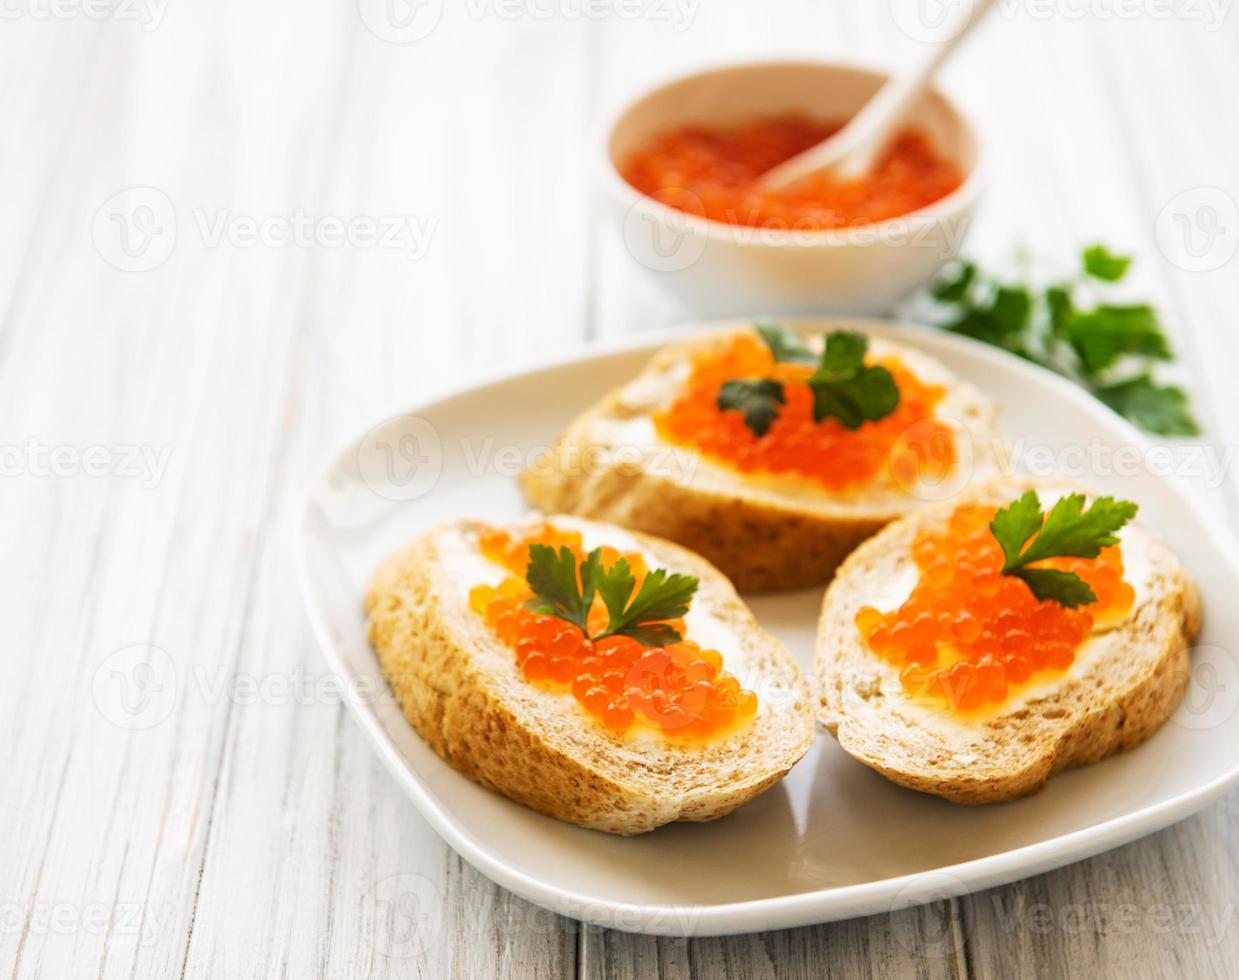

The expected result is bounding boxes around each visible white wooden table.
[3,1,1238,976]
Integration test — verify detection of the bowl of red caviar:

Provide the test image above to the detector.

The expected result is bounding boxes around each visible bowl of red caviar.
[604,61,983,317]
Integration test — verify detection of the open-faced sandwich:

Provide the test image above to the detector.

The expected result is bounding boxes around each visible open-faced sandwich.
[365,515,815,834]
[521,323,1003,591]
[816,480,1201,803]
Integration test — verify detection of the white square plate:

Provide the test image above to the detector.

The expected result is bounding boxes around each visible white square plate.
[296,319,1239,936]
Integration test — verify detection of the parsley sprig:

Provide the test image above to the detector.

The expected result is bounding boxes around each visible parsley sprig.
[716,324,900,437]
[717,379,784,437]
[916,245,1198,436]
[524,544,699,647]
[989,490,1138,608]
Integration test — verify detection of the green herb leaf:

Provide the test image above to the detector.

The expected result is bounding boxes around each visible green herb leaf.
[1018,493,1138,563]
[810,365,901,429]
[991,286,1033,337]
[1083,244,1132,282]
[614,623,685,647]
[726,326,899,435]
[755,322,816,365]
[988,490,1044,570]
[1013,568,1099,608]
[807,332,900,429]
[989,490,1138,608]
[523,547,699,647]
[595,555,635,622]
[1046,285,1074,337]
[931,260,976,302]
[1096,375,1200,436]
[1066,304,1172,374]
[596,559,698,644]
[816,331,869,376]
[947,304,1026,351]
[919,246,1198,436]
[524,544,599,631]
[717,379,786,437]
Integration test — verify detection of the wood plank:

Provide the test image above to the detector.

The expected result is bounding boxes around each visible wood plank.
[0,2,591,977]
[943,11,1239,977]
[581,908,967,979]
[2,2,1238,977]
[965,805,1239,978]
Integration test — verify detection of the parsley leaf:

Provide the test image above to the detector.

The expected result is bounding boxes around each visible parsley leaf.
[991,286,1033,337]
[1083,244,1132,282]
[931,260,976,302]
[916,245,1199,436]
[756,321,816,365]
[816,330,868,374]
[524,544,600,631]
[1066,304,1171,373]
[717,379,785,437]
[1013,568,1100,608]
[723,327,900,435]
[989,490,1138,607]
[1096,375,1200,436]
[989,491,1044,570]
[1018,493,1137,562]
[946,289,1030,353]
[523,546,698,647]
[807,331,900,429]
[1046,285,1074,337]
[597,561,698,645]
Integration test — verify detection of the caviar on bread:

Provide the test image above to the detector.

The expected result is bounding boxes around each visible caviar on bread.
[816,480,1201,804]
[520,324,1004,592]
[365,515,815,835]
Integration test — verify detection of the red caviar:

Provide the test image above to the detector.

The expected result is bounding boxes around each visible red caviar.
[621,114,963,230]
[652,331,955,491]
[469,524,758,739]
[854,503,1137,712]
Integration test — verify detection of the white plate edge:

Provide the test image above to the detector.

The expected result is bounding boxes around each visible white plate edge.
[293,317,1239,936]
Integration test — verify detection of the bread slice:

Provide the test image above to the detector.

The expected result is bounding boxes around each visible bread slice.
[520,326,1005,592]
[815,479,1202,804]
[365,515,815,835]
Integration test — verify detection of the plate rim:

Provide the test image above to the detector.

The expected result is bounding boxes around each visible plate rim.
[295,316,1239,937]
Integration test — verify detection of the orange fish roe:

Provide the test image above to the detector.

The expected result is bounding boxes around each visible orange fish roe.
[652,331,956,492]
[621,113,963,231]
[469,524,758,739]
[854,503,1137,713]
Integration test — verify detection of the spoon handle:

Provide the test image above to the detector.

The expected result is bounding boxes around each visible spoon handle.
[762,0,998,189]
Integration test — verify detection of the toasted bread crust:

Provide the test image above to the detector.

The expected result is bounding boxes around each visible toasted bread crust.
[521,410,886,593]
[366,519,815,834]
[815,480,1202,804]
[520,328,1003,592]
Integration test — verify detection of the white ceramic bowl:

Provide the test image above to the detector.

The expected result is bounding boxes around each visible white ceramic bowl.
[602,61,984,318]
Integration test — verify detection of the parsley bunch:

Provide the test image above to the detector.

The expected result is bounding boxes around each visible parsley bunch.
[524,544,698,647]
[717,324,900,437]
[990,490,1138,607]
[917,245,1198,436]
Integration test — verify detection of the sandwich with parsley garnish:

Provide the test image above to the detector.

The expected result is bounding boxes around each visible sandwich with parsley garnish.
[521,323,1004,591]
[816,480,1201,803]
[366,515,814,834]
